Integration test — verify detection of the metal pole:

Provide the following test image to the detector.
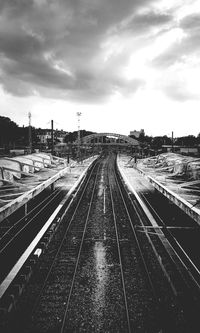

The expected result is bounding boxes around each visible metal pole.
[28,112,32,153]
[172,131,174,152]
[51,120,54,155]
[77,112,81,161]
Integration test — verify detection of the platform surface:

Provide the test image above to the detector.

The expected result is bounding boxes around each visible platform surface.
[0,155,98,222]
[117,154,200,226]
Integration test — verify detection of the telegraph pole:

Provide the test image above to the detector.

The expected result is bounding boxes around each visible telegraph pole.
[51,119,54,155]
[28,112,32,153]
[172,131,174,152]
[77,112,82,161]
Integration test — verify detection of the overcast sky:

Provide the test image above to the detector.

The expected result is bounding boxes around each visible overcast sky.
[0,0,200,137]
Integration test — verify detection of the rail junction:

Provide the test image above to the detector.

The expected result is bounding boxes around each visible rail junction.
[0,150,200,332]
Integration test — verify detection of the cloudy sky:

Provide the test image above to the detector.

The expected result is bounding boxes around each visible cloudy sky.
[0,0,200,137]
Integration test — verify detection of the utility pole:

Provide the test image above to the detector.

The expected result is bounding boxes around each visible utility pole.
[172,131,174,152]
[51,119,54,155]
[77,112,82,161]
[51,120,55,191]
[28,112,32,153]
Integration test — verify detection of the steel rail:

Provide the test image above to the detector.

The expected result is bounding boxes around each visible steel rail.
[130,189,200,330]
[0,188,61,247]
[28,158,101,324]
[139,191,200,290]
[0,188,62,256]
[114,161,187,330]
[0,158,98,303]
[107,163,131,333]
[117,162,200,330]
[60,161,101,333]
[118,164,186,296]
[113,165,159,301]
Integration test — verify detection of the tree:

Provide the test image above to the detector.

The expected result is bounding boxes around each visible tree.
[151,136,171,149]
[0,116,19,146]
[175,135,197,146]
[197,133,200,145]
[64,130,95,143]
[139,134,153,145]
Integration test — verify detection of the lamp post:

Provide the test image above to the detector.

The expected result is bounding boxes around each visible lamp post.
[172,131,174,152]
[77,112,82,161]
[28,112,32,153]
[51,120,54,155]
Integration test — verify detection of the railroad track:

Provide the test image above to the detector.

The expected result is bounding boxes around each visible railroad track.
[14,157,102,333]
[140,189,200,271]
[1,152,200,332]
[139,191,200,286]
[137,193,200,328]
[107,159,159,332]
[117,163,200,331]
[0,188,63,283]
[0,157,99,325]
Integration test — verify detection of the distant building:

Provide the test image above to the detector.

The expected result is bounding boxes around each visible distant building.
[54,129,68,143]
[129,129,145,138]
[36,129,51,144]
[36,129,68,145]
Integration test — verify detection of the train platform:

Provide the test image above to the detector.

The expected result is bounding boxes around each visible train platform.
[117,154,200,226]
[0,154,98,222]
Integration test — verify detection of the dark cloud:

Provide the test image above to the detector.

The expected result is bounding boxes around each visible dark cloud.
[0,0,34,14]
[1,57,74,89]
[133,11,172,26]
[0,0,172,102]
[180,13,200,30]
[0,30,43,59]
[120,10,173,34]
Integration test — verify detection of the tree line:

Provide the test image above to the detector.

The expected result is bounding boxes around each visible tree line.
[0,116,39,148]
[0,116,94,149]
[0,115,200,149]
[130,133,200,149]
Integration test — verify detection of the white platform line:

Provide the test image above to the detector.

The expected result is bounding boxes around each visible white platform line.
[118,165,158,227]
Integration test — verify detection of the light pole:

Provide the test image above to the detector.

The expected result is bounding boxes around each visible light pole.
[172,131,174,152]
[77,112,82,161]
[51,119,54,155]
[28,112,32,153]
